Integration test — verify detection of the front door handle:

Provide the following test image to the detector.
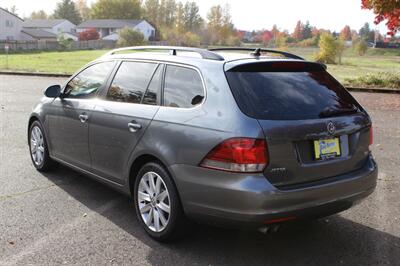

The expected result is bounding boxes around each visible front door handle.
[128,122,142,132]
[79,113,89,123]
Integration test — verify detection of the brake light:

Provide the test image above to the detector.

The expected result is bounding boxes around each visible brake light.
[369,126,373,146]
[200,138,268,173]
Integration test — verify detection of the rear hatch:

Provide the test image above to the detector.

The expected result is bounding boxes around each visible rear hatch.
[225,60,372,188]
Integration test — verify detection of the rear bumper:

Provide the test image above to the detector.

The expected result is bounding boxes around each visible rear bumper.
[169,155,377,227]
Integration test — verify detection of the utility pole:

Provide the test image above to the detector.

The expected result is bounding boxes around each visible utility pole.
[4,43,10,69]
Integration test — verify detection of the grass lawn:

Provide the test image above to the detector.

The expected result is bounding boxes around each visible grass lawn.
[0,47,399,88]
[287,47,399,88]
[0,50,107,74]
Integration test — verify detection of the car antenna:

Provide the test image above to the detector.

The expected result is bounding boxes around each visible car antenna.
[251,48,261,57]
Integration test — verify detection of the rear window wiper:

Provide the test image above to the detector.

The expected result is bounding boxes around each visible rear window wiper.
[319,107,358,118]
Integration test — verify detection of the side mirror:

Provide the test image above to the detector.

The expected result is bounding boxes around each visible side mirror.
[44,85,62,98]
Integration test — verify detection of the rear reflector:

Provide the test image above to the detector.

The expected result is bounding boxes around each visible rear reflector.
[369,126,373,146]
[200,138,268,173]
[264,216,297,224]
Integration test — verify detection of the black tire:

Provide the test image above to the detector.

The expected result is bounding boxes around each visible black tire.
[28,120,56,172]
[134,161,189,242]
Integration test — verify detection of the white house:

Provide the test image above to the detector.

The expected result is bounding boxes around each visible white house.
[22,19,78,40]
[0,7,25,40]
[77,19,155,40]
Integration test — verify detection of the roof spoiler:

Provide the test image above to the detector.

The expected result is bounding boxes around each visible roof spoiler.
[209,47,305,60]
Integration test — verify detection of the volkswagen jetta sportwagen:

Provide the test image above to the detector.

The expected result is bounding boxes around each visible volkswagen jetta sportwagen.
[28,46,377,241]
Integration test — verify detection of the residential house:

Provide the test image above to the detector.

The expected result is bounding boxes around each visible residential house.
[22,19,77,40]
[0,7,25,40]
[77,19,155,41]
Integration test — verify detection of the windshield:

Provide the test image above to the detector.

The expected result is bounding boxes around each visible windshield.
[226,69,360,120]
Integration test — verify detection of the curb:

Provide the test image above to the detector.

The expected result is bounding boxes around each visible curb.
[0,71,70,78]
[345,87,399,94]
[1,71,399,94]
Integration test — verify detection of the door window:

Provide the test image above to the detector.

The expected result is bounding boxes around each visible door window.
[107,61,158,104]
[64,62,115,99]
[142,64,163,105]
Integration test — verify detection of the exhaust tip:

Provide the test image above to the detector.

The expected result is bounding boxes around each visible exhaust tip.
[258,224,281,234]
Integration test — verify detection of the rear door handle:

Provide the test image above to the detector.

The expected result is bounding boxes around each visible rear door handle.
[79,113,89,123]
[128,122,142,132]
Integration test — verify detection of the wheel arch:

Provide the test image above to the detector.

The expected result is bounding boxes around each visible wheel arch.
[27,115,40,143]
[128,154,182,203]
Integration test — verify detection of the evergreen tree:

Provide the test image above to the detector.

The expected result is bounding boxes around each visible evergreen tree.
[183,1,203,33]
[302,21,312,39]
[91,0,141,20]
[53,0,82,25]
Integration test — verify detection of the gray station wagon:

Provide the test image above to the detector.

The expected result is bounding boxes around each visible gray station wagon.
[28,46,377,241]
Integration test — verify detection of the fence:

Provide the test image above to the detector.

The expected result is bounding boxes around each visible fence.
[0,40,117,51]
[0,40,169,52]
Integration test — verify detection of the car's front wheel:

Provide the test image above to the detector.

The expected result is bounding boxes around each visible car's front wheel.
[29,120,56,171]
[134,162,188,242]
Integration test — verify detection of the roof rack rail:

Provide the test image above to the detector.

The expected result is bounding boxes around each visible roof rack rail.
[104,46,225,61]
[209,47,304,60]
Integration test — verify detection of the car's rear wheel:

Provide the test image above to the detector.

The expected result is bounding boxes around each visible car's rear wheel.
[134,162,188,242]
[29,121,56,171]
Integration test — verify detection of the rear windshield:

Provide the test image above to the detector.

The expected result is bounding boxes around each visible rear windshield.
[226,66,360,120]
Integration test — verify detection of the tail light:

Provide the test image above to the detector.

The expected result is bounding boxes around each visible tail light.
[200,138,268,173]
[369,126,373,146]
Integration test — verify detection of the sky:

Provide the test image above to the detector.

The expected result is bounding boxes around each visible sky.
[1,0,390,34]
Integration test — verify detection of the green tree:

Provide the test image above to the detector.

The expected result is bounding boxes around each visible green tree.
[302,21,312,39]
[91,0,141,19]
[74,0,91,20]
[353,37,368,56]
[58,34,73,50]
[175,2,185,34]
[53,0,82,25]
[359,22,375,42]
[207,5,223,45]
[183,1,203,33]
[315,33,338,64]
[144,0,160,26]
[336,38,345,64]
[158,0,176,27]
[117,27,145,46]
[275,34,287,48]
[207,4,235,45]
[30,10,48,19]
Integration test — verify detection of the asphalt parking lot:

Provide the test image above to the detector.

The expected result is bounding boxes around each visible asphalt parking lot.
[0,74,399,265]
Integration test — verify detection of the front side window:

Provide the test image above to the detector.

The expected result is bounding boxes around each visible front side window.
[163,65,204,108]
[64,62,115,99]
[107,61,158,104]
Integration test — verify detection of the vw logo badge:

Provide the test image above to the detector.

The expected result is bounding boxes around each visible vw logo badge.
[327,121,336,135]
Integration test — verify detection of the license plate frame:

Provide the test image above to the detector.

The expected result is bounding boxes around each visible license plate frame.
[314,138,341,160]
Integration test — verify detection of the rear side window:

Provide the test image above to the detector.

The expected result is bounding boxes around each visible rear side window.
[107,61,158,104]
[226,65,359,120]
[163,65,204,108]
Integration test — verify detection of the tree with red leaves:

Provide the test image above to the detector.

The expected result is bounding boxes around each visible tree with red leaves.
[236,30,246,41]
[262,30,273,45]
[361,0,400,36]
[292,20,304,40]
[79,28,100,41]
[340,25,352,40]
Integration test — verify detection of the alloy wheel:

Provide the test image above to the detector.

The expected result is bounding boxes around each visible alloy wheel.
[30,126,45,166]
[137,171,171,232]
